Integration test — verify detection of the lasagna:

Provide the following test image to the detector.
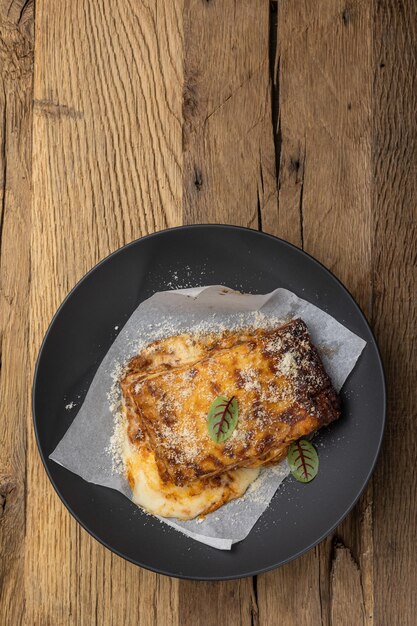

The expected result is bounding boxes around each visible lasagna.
[120,319,340,520]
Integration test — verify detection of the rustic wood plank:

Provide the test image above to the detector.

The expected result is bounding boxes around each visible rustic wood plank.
[182,0,277,227]
[28,1,183,624]
[0,1,34,624]
[330,543,366,625]
[256,547,323,626]
[178,578,257,626]
[257,2,373,625]
[372,1,417,625]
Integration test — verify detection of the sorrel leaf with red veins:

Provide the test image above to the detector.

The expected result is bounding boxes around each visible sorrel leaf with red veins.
[207,396,238,444]
[287,439,319,483]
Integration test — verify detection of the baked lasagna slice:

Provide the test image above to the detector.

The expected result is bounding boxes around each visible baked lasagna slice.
[122,319,340,488]
[120,332,260,520]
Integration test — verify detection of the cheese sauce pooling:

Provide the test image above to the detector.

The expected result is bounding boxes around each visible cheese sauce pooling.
[123,427,259,520]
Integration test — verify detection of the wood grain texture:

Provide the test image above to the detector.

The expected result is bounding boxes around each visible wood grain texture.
[257,3,373,625]
[0,0,415,623]
[372,1,417,624]
[182,0,277,227]
[0,1,33,625]
[330,543,366,625]
[179,578,257,626]
[27,1,182,624]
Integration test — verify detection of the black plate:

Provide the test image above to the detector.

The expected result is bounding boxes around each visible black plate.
[33,225,385,580]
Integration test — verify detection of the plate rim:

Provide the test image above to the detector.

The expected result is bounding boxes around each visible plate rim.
[32,224,387,580]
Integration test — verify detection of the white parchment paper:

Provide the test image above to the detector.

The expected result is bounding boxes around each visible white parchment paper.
[50,286,366,550]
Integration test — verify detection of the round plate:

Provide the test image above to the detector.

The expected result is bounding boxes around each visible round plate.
[33,225,385,580]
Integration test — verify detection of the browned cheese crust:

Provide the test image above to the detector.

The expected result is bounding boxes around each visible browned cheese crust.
[120,320,340,486]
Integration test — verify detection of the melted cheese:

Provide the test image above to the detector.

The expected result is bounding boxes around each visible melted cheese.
[127,321,339,486]
[123,429,259,521]
[120,321,339,519]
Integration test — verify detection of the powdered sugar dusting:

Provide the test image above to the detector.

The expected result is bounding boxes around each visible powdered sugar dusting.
[279,351,297,376]
[238,368,261,392]
[106,361,126,472]
[106,409,125,474]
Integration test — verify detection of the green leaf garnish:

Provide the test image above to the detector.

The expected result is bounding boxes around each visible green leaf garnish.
[287,439,319,483]
[207,396,238,443]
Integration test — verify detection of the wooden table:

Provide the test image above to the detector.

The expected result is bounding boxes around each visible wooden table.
[1,1,415,624]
